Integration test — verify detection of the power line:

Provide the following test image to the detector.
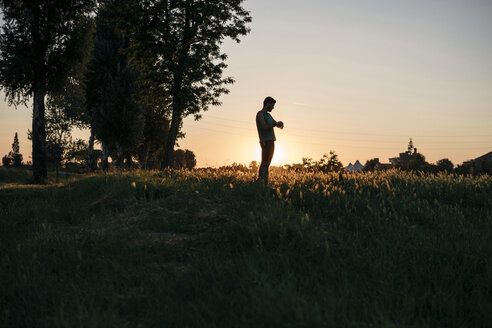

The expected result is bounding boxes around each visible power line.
[187,121,491,145]
[185,124,491,150]
[201,114,492,138]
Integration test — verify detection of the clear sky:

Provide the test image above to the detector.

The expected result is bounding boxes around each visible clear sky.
[1,0,492,167]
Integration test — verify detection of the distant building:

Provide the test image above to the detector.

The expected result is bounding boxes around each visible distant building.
[471,151,492,164]
[389,148,418,166]
[345,160,364,172]
[460,151,492,167]
[457,151,492,175]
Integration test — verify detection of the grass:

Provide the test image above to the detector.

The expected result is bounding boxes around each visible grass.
[1,169,491,327]
[0,167,84,186]
[0,167,33,185]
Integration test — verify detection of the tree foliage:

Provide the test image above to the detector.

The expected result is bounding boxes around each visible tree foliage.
[0,0,95,183]
[436,158,454,173]
[1,155,9,167]
[45,107,73,170]
[298,151,344,172]
[136,108,170,169]
[363,158,381,172]
[407,138,414,153]
[116,0,251,167]
[406,153,427,171]
[10,132,23,167]
[2,132,23,167]
[86,13,145,168]
[173,149,196,169]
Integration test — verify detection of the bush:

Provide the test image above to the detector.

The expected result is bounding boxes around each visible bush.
[363,158,380,172]
[2,155,12,167]
[436,158,454,173]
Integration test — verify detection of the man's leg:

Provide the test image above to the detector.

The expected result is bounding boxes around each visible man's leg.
[258,141,275,181]
[258,142,268,181]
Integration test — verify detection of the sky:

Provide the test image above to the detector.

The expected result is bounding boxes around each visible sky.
[1,0,492,167]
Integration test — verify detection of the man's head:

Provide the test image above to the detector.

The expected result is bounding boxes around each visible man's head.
[263,96,276,112]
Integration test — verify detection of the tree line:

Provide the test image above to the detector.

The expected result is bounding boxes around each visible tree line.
[362,140,492,176]
[0,0,251,183]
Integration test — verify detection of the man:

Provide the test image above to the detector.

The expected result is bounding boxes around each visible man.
[256,96,284,182]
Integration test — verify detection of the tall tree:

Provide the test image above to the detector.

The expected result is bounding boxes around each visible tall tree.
[86,14,145,169]
[136,107,170,169]
[44,45,93,175]
[2,132,23,167]
[44,106,74,182]
[0,0,95,183]
[407,138,415,154]
[118,0,251,167]
[10,132,23,167]
[29,105,91,181]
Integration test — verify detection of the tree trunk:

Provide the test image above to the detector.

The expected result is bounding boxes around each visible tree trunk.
[56,165,59,183]
[32,82,47,184]
[142,143,150,170]
[126,154,132,169]
[162,3,192,169]
[87,119,96,171]
[162,115,181,168]
[115,141,123,167]
[162,102,182,168]
[102,141,109,171]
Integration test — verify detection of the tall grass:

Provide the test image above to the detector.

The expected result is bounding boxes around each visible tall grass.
[1,169,491,327]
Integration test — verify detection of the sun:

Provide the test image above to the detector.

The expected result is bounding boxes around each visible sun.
[272,143,286,165]
[255,142,286,166]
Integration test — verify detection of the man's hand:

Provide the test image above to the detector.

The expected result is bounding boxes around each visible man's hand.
[277,121,284,129]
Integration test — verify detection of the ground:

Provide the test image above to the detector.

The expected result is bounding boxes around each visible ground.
[1,168,491,327]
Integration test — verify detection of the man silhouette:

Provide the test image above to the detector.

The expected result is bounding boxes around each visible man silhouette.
[256,96,283,182]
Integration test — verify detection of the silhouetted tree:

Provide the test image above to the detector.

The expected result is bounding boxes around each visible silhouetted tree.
[363,158,380,172]
[2,132,23,167]
[406,153,429,172]
[436,158,454,173]
[0,0,95,183]
[136,108,171,169]
[27,106,73,182]
[407,138,414,154]
[319,151,344,172]
[45,107,74,182]
[2,155,11,167]
[118,0,251,168]
[10,132,23,167]
[299,151,343,172]
[42,55,92,179]
[65,139,96,171]
[302,158,314,170]
[173,149,196,169]
[86,14,145,169]
[47,47,93,169]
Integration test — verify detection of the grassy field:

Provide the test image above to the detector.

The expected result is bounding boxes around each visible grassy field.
[1,168,491,327]
[0,167,84,186]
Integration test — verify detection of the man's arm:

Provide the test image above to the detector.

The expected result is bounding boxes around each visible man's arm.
[256,111,277,130]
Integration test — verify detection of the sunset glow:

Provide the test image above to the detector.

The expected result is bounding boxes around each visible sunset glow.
[255,142,287,166]
[1,0,492,167]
